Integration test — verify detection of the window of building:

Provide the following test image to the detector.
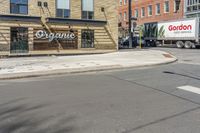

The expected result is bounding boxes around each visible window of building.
[164,1,169,13]
[56,0,70,18]
[119,12,122,20]
[81,30,94,48]
[82,0,94,19]
[141,7,145,17]
[120,0,122,6]
[10,27,29,53]
[124,12,127,20]
[134,9,138,18]
[10,0,28,14]
[186,0,200,12]
[148,5,152,16]
[174,0,181,12]
[124,0,127,5]
[156,3,161,15]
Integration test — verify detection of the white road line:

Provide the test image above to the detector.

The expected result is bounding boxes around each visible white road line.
[177,85,200,95]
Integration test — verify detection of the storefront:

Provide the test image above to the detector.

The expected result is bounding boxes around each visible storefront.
[0,15,115,55]
[0,0,118,56]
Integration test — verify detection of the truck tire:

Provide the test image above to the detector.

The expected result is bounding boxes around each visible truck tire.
[184,41,192,49]
[176,41,184,48]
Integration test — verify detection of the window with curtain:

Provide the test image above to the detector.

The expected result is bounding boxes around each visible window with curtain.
[56,0,70,18]
[10,0,28,14]
[82,0,94,19]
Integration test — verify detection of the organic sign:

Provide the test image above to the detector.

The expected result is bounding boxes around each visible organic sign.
[35,30,76,42]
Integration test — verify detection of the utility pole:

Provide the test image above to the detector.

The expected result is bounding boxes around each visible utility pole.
[128,0,133,48]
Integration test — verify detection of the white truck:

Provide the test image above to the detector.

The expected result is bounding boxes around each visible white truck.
[143,17,200,48]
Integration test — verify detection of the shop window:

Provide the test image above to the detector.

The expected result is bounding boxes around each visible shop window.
[82,0,94,19]
[81,30,94,48]
[56,0,70,18]
[10,0,28,14]
[10,27,28,53]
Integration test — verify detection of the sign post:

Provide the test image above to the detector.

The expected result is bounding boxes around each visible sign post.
[128,0,132,48]
[140,29,142,49]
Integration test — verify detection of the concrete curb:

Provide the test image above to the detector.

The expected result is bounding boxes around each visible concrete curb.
[0,50,116,58]
[0,57,177,80]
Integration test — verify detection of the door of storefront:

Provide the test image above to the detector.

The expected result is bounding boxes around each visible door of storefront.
[81,30,94,48]
[10,27,29,53]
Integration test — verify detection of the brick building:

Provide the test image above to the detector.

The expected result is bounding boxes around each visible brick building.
[0,0,118,56]
[118,0,184,37]
[118,0,129,37]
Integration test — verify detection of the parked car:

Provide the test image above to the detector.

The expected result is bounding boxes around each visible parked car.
[119,36,146,48]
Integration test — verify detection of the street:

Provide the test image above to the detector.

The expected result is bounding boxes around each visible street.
[0,48,200,133]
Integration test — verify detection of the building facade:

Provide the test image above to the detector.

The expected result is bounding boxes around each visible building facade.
[118,0,129,37]
[0,0,118,56]
[118,0,184,37]
[184,0,200,18]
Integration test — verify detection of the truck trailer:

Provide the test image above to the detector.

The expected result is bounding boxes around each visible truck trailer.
[143,18,200,48]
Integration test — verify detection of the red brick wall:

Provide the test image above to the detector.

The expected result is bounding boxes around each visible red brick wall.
[118,0,129,29]
[118,0,184,27]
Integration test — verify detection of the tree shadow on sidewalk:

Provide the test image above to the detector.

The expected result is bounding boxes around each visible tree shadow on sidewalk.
[0,98,77,133]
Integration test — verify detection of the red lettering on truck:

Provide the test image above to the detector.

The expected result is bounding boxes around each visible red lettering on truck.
[168,24,192,31]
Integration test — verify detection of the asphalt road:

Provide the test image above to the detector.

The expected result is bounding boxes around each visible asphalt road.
[0,48,200,133]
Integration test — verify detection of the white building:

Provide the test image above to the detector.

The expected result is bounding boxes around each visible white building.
[185,0,200,17]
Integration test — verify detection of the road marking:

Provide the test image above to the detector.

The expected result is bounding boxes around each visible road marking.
[177,85,200,95]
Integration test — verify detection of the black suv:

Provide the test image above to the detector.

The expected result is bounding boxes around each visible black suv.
[119,36,146,48]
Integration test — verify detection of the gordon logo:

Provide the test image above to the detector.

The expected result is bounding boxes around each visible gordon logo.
[168,24,192,31]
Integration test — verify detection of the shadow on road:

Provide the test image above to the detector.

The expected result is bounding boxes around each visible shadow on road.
[163,71,200,81]
[0,98,76,133]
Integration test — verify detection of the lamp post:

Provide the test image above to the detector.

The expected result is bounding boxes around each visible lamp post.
[128,0,132,48]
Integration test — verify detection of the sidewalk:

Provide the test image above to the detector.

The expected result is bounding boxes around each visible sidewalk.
[0,50,177,79]
[0,50,116,57]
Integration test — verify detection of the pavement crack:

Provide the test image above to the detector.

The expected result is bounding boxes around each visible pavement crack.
[121,106,200,133]
[106,74,200,106]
